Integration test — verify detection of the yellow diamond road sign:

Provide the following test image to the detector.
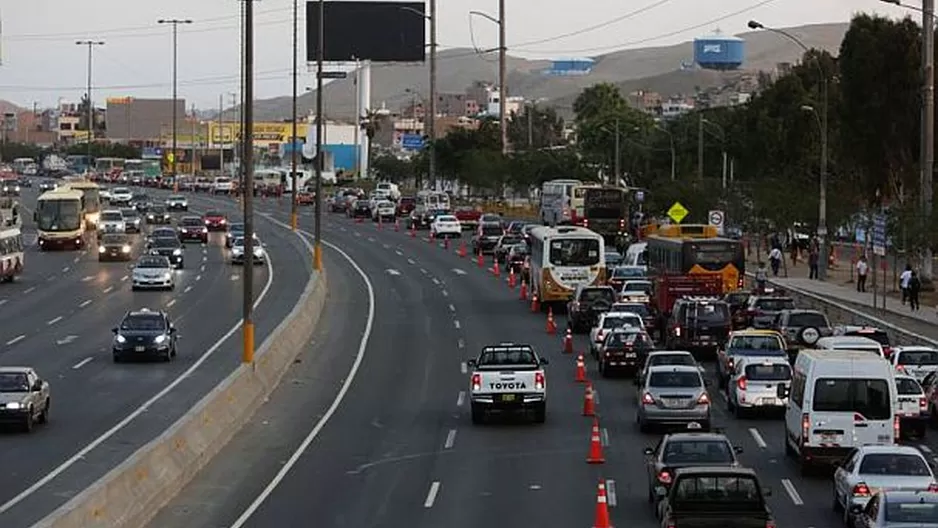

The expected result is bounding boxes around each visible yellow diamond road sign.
[667,202,688,224]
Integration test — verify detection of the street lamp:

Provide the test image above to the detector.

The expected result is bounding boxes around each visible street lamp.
[313,0,324,272]
[399,2,437,187]
[469,5,507,154]
[240,0,257,363]
[157,18,192,191]
[75,40,104,172]
[653,124,676,181]
[749,19,830,280]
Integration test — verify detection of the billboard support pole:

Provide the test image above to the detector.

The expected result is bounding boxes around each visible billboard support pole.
[353,58,361,178]
[290,0,299,232]
[359,61,371,180]
[498,0,507,154]
[428,0,437,188]
[314,0,324,272]
[242,0,256,363]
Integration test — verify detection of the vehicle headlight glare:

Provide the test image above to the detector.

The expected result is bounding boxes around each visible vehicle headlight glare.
[122,245,130,253]
[173,248,182,256]
[154,334,167,344]
[116,334,127,343]
[163,272,172,280]
[6,402,21,409]
[98,246,106,253]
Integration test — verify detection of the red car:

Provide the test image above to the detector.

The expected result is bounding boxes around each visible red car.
[203,210,228,231]
[453,206,482,230]
[397,196,416,216]
[297,191,316,205]
[178,216,209,243]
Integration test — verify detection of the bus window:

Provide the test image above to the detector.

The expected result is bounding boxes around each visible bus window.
[549,238,600,267]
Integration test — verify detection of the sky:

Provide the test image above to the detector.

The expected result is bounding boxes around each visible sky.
[0,0,918,110]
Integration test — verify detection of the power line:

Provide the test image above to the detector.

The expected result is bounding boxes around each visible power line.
[509,0,675,48]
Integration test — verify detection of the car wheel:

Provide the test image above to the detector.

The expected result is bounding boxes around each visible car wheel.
[23,408,34,433]
[37,399,49,424]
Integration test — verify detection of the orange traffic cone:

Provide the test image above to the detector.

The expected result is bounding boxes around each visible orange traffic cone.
[410,224,417,238]
[493,259,501,277]
[458,241,467,258]
[563,328,573,354]
[508,268,516,288]
[519,280,528,301]
[530,293,540,312]
[428,230,435,244]
[583,382,596,417]
[394,218,400,232]
[575,354,587,382]
[586,419,605,464]
[592,479,613,528]
[546,307,557,335]
[477,251,484,268]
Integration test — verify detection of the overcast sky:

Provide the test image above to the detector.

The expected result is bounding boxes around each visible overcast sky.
[0,0,913,110]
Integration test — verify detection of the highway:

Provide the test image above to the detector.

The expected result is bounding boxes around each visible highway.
[0,186,312,527]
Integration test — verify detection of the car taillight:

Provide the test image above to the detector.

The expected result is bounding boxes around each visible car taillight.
[674,326,681,337]
[619,218,625,229]
[697,393,710,405]
[534,372,545,390]
[471,374,481,391]
[596,331,605,343]
[894,415,901,442]
[657,470,672,484]
[883,346,892,358]
[641,392,655,405]
[929,483,938,493]
[896,364,907,372]
[852,483,871,497]
[727,358,734,370]
[738,277,744,289]
[801,413,810,444]
[737,376,747,391]
[922,397,929,411]
[582,218,589,227]
[764,521,776,528]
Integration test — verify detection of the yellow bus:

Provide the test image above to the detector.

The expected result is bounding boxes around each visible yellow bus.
[61,180,102,229]
[528,226,606,305]
[641,223,719,239]
[35,189,86,251]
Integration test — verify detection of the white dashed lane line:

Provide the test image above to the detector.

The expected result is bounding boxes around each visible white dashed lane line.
[103,286,113,293]
[120,275,129,282]
[781,478,804,506]
[200,264,206,272]
[456,391,465,406]
[395,250,403,256]
[407,258,415,265]
[423,482,441,508]
[453,320,461,329]
[441,290,449,297]
[166,299,177,307]
[81,275,93,282]
[606,479,618,507]
[184,285,193,293]
[5,335,25,346]
[460,362,467,374]
[23,287,35,294]
[62,266,69,273]
[0,299,7,306]
[431,277,440,285]
[72,357,93,370]
[79,300,92,308]
[46,316,63,326]
[457,338,464,349]
[749,427,767,449]
[444,429,457,449]
[448,304,455,312]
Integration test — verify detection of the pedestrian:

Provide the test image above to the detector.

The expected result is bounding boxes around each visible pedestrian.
[769,246,782,277]
[909,270,922,311]
[790,241,799,267]
[808,247,819,279]
[755,261,768,293]
[900,264,913,305]
[856,256,869,292]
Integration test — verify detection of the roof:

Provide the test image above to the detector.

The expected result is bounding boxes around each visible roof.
[648,350,694,356]
[797,349,889,362]
[128,308,163,317]
[673,466,757,477]
[730,329,782,337]
[894,346,938,353]
[0,366,31,373]
[37,188,83,200]
[663,432,732,442]
[818,336,881,346]
[855,444,924,456]
[647,365,701,374]
[879,490,938,503]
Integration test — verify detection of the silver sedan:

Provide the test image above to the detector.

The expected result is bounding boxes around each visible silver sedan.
[636,365,712,433]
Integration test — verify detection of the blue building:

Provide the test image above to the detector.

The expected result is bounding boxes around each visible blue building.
[544,58,594,76]
[693,34,745,70]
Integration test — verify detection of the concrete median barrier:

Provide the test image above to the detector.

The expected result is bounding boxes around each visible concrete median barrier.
[33,269,328,528]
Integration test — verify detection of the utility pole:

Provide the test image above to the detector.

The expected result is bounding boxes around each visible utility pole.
[218,94,224,176]
[158,18,192,188]
[314,0,324,271]
[190,106,197,174]
[697,114,704,180]
[76,40,104,172]
[239,0,246,190]
[527,103,534,148]
[241,0,256,363]
[498,0,507,154]
[923,0,935,280]
[229,91,237,175]
[290,0,299,232]
[428,0,438,187]
[613,118,621,182]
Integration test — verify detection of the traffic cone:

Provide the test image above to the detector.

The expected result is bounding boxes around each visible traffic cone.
[508,268,517,288]
[519,280,528,301]
[493,259,501,277]
[458,241,467,258]
[410,224,416,238]
[586,420,605,464]
[429,230,435,244]
[575,354,587,382]
[444,237,450,250]
[477,251,484,268]
[546,307,557,335]
[394,218,400,232]
[563,328,573,354]
[592,479,613,528]
[530,293,540,312]
[583,382,596,417]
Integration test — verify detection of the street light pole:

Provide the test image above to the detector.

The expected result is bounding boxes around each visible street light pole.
[158,18,192,190]
[498,0,507,154]
[75,40,104,172]
[654,124,676,181]
[749,20,829,280]
[241,0,256,363]
[290,0,299,232]
[428,0,437,187]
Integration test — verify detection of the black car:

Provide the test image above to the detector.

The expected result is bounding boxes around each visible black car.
[147,227,179,247]
[225,222,245,248]
[472,222,504,254]
[665,299,732,355]
[349,200,371,219]
[111,309,178,362]
[656,467,774,528]
[120,208,142,233]
[598,327,655,376]
[643,432,743,505]
[131,194,151,212]
[97,233,132,262]
[177,216,208,243]
[567,285,617,333]
[145,205,171,224]
[147,237,184,268]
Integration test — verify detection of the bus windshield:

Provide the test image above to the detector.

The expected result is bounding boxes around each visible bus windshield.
[688,242,739,264]
[584,188,626,219]
[549,238,600,267]
[36,200,82,231]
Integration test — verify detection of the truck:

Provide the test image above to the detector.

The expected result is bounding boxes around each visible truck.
[467,343,549,424]
[653,274,725,321]
[656,466,775,528]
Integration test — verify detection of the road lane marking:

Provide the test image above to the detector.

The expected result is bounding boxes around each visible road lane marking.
[441,289,449,297]
[395,250,403,256]
[383,244,390,249]
[166,299,177,307]
[81,275,93,282]
[407,258,415,265]
[230,274,240,281]
[453,320,461,329]
[120,275,129,282]
[460,362,467,374]
[749,427,767,449]
[432,277,440,285]
[228,233,374,528]
[103,286,113,293]
[601,428,610,447]
[62,266,69,272]
[457,338,464,349]
[593,389,601,405]
[56,335,78,346]
[79,300,92,308]
[457,391,465,406]
[606,479,618,507]
[5,335,24,346]
[0,299,6,306]
[72,357,93,370]
[781,478,804,506]
[452,268,467,275]
[921,444,933,454]
[423,482,441,508]
[368,237,375,242]
[419,268,427,275]
[200,264,206,272]
[444,429,457,449]
[46,316,63,325]
[23,286,35,294]
[449,304,456,312]
[184,285,193,293]
[196,275,202,281]
[202,256,208,261]
[385,269,401,276]
[73,257,80,263]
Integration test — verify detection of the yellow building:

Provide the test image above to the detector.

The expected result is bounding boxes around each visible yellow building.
[208,122,310,149]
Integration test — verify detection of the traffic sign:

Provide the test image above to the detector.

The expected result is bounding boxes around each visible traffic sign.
[708,210,725,228]
[667,202,688,224]
[401,133,425,150]
[166,152,175,163]
[317,71,347,79]
[872,213,887,257]
[635,190,645,203]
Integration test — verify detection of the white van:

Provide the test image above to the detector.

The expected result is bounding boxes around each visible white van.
[815,336,885,359]
[376,182,400,201]
[212,177,234,195]
[780,349,898,473]
[624,242,647,268]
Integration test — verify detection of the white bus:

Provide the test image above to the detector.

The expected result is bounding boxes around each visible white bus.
[539,179,583,226]
[415,190,450,215]
[35,189,86,251]
[0,227,24,283]
[528,226,606,305]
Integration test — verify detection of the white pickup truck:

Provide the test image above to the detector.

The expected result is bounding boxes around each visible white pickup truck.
[467,343,548,424]
[98,210,126,235]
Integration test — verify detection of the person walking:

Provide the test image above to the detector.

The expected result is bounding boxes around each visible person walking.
[856,255,869,292]
[900,264,913,305]
[755,261,768,293]
[808,246,819,279]
[769,246,782,277]
[909,270,922,311]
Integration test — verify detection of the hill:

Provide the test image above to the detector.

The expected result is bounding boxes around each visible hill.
[243,22,849,122]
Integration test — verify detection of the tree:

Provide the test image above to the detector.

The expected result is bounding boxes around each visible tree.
[371,153,413,183]
[573,83,627,124]
[507,105,565,149]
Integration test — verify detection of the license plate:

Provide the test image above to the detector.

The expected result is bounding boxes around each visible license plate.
[760,397,779,405]
[134,346,145,352]
[664,398,684,407]
[821,433,839,442]
[624,352,637,358]
[687,422,702,429]
[501,394,515,402]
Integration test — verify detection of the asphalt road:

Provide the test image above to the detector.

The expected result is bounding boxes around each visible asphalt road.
[139,198,938,528]
[0,186,311,527]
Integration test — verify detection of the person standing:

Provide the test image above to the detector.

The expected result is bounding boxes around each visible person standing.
[909,270,922,311]
[808,246,819,279]
[755,261,768,293]
[769,246,782,277]
[900,264,913,305]
[856,255,869,292]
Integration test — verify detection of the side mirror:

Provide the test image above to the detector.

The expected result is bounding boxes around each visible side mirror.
[539,357,549,365]
[111,327,119,334]
[849,504,863,514]
[33,211,37,222]
[762,487,772,497]
[170,327,177,334]
[733,446,744,454]
[643,447,654,455]
[32,380,43,392]
[654,486,667,499]
[777,385,790,399]
[466,359,477,368]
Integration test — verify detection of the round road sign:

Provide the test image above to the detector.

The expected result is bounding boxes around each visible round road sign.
[708,210,724,227]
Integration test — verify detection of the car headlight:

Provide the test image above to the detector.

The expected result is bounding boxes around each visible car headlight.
[204,220,210,225]
[181,228,188,233]
[116,334,127,343]
[173,248,182,256]
[221,219,227,224]
[5,402,22,409]
[148,214,154,219]
[201,227,207,233]
[98,246,106,253]
[154,334,167,344]
[122,245,131,253]
[14,186,19,192]
[162,272,172,280]
[253,248,264,256]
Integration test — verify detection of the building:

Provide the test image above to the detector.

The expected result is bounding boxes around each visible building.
[57,115,81,142]
[3,110,56,145]
[105,97,186,144]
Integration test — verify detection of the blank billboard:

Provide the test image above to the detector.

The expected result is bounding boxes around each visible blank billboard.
[306,1,426,63]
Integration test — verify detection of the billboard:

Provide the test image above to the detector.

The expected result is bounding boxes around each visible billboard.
[306,1,426,63]
[208,122,311,148]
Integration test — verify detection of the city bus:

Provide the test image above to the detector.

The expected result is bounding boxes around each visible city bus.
[0,226,24,283]
[528,225,606,305]
[646,235,745,293]
[578,186,629,249]
[61,179,102,230]
[124,159,161,183]
[34,189,85,251]
[570,183,602,224]
[539,178,583,225]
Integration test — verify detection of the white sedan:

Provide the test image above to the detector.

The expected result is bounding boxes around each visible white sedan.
[431,215,462,238]
[589,311,645,356]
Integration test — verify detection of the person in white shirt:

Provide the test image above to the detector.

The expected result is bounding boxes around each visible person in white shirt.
[900,264,913,304]
[856,256,869,292]
[768,246,782,276]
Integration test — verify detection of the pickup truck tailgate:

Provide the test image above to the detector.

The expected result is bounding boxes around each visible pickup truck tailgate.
[671,511,769,528]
